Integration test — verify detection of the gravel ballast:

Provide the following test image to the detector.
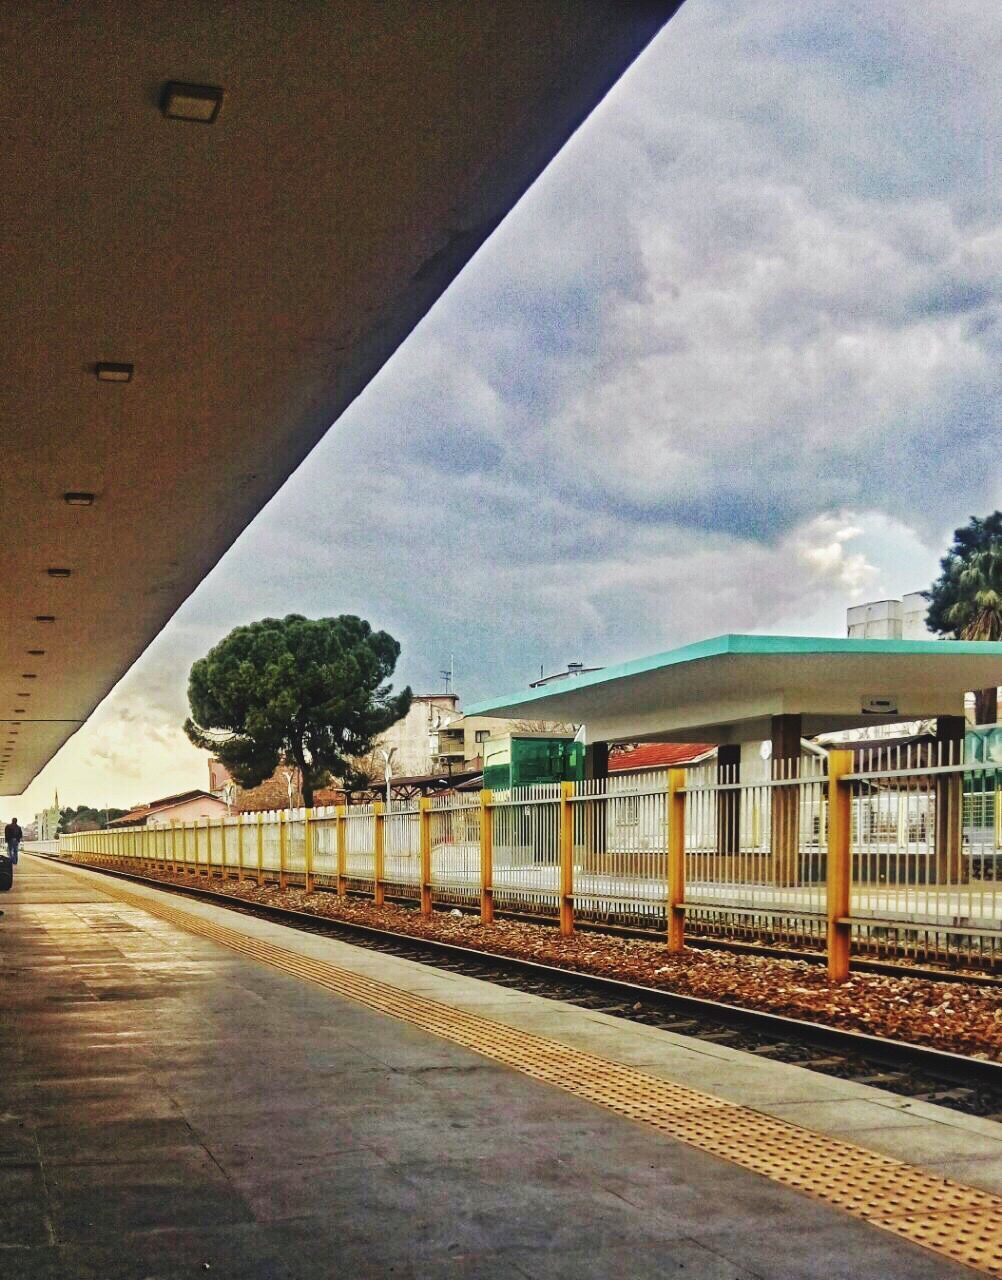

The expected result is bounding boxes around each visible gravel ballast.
[66,859,1002,1060]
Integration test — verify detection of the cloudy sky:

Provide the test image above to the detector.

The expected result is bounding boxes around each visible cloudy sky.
[11,0,1001,816]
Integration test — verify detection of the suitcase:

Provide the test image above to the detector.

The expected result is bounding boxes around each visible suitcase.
[0,855,12,892]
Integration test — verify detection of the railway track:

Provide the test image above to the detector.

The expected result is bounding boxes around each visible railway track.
[43,855,1002,1120]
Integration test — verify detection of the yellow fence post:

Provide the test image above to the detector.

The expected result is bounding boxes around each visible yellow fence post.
[236,815,244,881]
[256,812,264,886]
[170,820,177,873]
[304,807,314,894]
[419,797,432,916]
[667,768,686,954]
[336,804,347,896]
[373,802,385,905]
[559,781,575,936]
[827,748,853,983]
[480,789,494,924]
[279,811,288,891]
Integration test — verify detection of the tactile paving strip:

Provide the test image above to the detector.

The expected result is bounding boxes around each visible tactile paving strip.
[93,877,1002,1276]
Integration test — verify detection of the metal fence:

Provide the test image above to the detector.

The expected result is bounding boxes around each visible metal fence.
[55,746,1002,976]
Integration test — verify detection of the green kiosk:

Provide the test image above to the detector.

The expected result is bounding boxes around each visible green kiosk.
[482,732,584,791]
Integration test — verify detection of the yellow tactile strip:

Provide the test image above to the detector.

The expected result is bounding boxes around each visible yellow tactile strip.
[94,877,1002,1276]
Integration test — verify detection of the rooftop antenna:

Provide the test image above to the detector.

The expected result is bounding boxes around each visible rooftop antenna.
[441,653,455,695]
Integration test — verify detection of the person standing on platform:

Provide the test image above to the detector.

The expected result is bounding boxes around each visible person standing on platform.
[5,818,23,866]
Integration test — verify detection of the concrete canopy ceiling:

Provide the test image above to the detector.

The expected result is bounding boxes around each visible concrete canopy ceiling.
[468,635,1002,744]
[0,1,680,795]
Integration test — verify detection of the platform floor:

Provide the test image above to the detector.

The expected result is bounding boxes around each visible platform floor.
[2,855,1000,1279]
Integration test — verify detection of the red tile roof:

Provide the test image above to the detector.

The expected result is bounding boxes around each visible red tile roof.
[608,743,715,772]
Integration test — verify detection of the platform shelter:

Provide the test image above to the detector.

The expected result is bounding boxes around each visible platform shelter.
[469,634,1002,881]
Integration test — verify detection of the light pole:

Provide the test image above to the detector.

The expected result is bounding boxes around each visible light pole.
[378,748,393,812]
[282,769,297,812]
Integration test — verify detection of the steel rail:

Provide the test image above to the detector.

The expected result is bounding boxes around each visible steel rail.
[37,854,1002,1099]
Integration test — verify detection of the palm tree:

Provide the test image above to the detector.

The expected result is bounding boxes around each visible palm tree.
[944,544,1002,724]
[925,514,1002,726]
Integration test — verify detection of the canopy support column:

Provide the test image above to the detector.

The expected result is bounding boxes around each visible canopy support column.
[716,744,741,856]
[934,716,966,885]
[770,715,801,887]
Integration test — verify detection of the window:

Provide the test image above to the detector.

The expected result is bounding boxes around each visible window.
[475,729,490,743]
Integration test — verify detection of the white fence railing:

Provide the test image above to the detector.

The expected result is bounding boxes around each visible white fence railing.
[54,748,1002,974]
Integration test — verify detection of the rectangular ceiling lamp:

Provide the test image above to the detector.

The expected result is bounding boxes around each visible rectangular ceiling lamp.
[161,82,223,123]
[95,362,133,382]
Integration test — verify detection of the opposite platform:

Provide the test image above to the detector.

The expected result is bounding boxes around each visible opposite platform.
[1,855,998,1278]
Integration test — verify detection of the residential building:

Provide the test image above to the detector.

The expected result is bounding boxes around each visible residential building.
[208,693,465,810]
[35,791,61,840]
[378,694,461,774]
[431,714,512,773]
[109,790,228,828]
[209,762,309,811]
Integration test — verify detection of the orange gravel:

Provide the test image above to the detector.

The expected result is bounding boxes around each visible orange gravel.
[67,859,1002,1060]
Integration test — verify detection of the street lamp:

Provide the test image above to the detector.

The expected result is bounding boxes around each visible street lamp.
[282,769,297,812]
[378,748,393,811]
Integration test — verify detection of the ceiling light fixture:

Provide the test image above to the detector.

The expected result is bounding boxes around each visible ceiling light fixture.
[63,492,95,506]
[35,615,55,623]
[161,81,223,123]
[27,650,45,656]
[20,674,36,679]
[46,568,71,578]
[95,361,133,382]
